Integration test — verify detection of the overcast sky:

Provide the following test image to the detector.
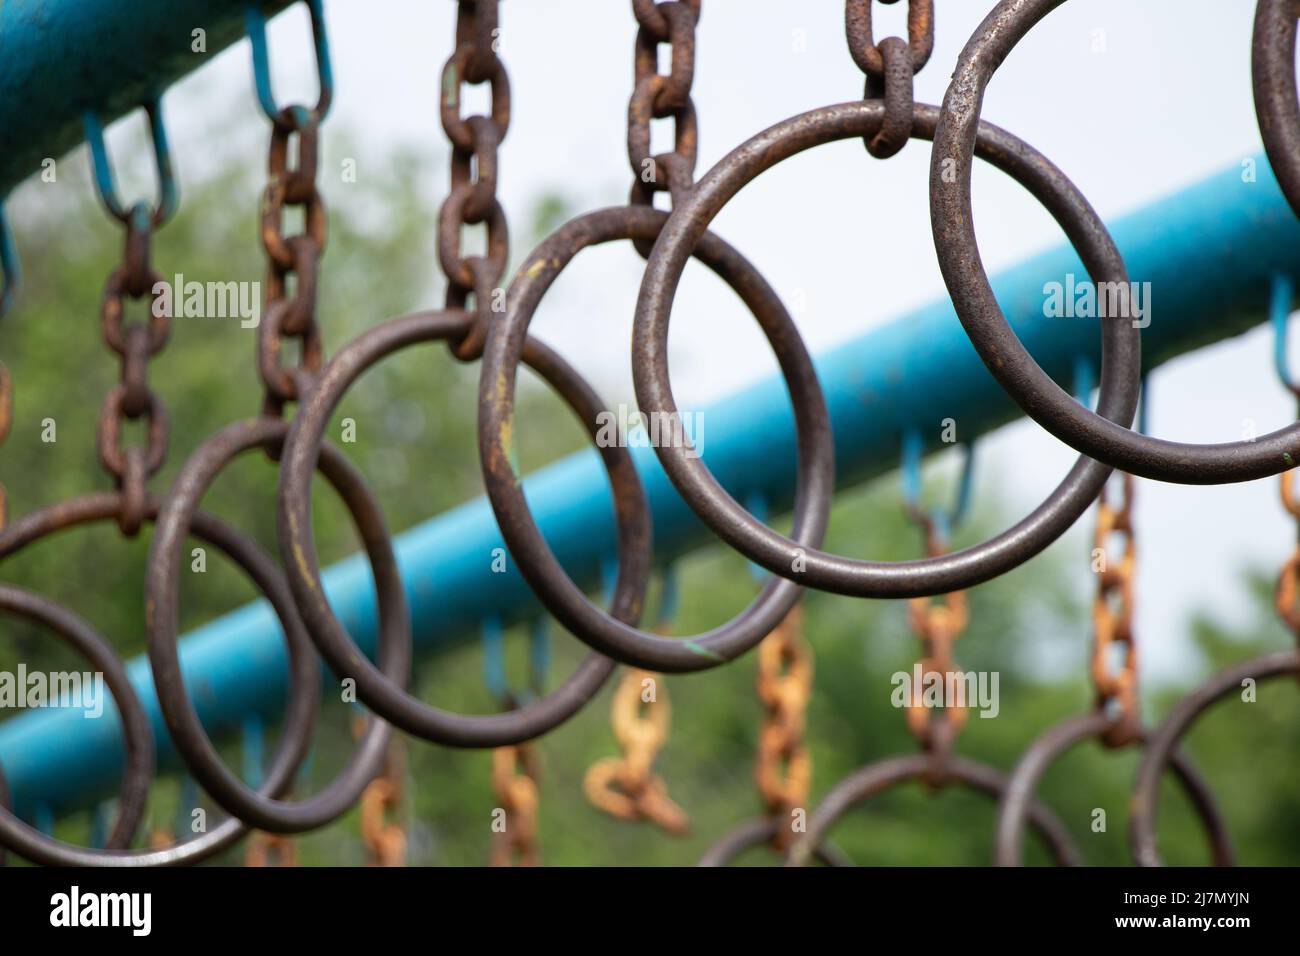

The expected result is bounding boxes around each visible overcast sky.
[78,0,1300,683]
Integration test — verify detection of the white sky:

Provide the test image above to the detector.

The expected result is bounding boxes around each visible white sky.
[102,0,1300,681]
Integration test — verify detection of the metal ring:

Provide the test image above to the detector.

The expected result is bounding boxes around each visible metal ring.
[0,493,311,865]
[1254,0,1300,220]
[932,0,1300,483]
[994,711,1236,866]
[697,816,852,867]
[786,753,1081,866]
[633,100,1138,598]
[481,204,833,672]
[146,417,400,832]
[0,583,154,850]
[278,310,648,745]
[1129,649,1299,866]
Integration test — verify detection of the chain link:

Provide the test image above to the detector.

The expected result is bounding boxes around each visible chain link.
[584,665,689,833]
[439,0,509,363]
[1091,473,1139,747]
[359,731,407,867]
[904,517,970,782]
[754,604,812,849]
[490,742,541,866]
[845,0,934,158]
[628,0,700,256]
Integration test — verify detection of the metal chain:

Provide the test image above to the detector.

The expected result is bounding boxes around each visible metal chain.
[490,742,541,866]
[256,107,327,419]
[439,0,509,363]
[1091,473,1140,747]
[87,100,176,536]
[245,831,300,867]
[359,729,407,867]
[1273,464,1300,645]
[627,0,700,255]
[846,0,934,158]
[754,604,812,850]
[904,516,970,783]
[584,664,689,834]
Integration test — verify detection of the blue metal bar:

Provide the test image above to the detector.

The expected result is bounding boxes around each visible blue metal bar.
[0,0,294,198]
[3,153,1300,819]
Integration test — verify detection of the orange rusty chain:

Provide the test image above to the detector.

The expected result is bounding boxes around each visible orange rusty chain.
[486,618,548,866]
[356,716,407,867]
[753,605,813,848]
[491,743,541,866]
[584,575,689,834]
[1090,472,1139,748]
[5,0,1300,867]
[993,384,1235,867]
[903,516,970,782]
[1273,467,1300,639]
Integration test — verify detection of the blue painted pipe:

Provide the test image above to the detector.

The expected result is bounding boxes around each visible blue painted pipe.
[1,153,1297,819]
[0,0,292,197]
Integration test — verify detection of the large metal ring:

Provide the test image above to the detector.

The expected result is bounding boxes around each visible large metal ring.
[932,0,1299,484]
[786,753,1081,866]
[0,493,310,865]
[994,711,1235,866]
[0,583,153,851]
[1254,0,1300,219]
[480,204,833,672]
[633,101,1138,598]
[146,418,401,832]
[278,310,649,745]
[697,816,852,867]
[1129,649,1299,866]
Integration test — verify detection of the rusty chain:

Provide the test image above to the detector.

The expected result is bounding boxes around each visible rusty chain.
[490,742,541,866]
[584,663,689,834]
[753,605,812,849]
[6,0,1300,868]
[1091,473,1140,748]
[904,517,970,783]
[439,0,509,362]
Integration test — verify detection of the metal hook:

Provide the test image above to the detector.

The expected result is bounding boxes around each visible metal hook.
[246,0,334,128]
[84,97,178,227]
[901,427,974,540]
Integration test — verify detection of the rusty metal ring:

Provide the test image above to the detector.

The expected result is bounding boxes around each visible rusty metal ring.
[146,417,401,832]
[481,204,830,672]
[278,309,647,746]
[0,492,310,865]
[0,583,153,851]
[634,100,1138,598]
[994,711,1235,866]
[1129,649,1299,866]
[933,0,1300,483]
[786,753,1081,866]
[697,817,852,867]
[1254,0,1300,219]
